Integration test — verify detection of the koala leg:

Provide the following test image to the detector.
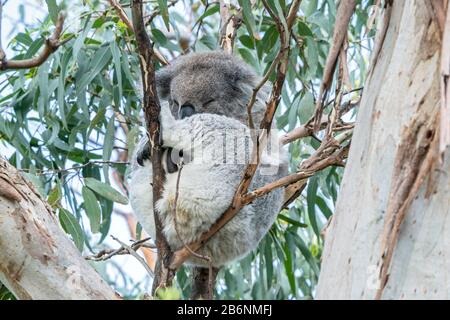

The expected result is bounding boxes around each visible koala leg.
[135,105,184,168]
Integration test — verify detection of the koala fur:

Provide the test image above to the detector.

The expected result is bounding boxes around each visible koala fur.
[155,50,269,125]
[128,51,287,267]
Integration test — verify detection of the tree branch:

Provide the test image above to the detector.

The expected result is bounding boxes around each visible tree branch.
[0,158,119,300]
[313,0,356,130]
[219,0,242,53]
[111,236,154,278]
[130,0,174,294]
[0,13,65,70]
[85,237,155,261]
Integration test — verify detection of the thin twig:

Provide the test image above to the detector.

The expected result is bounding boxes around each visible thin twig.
[18,161,129,175]
[145,0,179,26]
[85,237,156,261]
[111,236,155,277]
[313,0,356,130]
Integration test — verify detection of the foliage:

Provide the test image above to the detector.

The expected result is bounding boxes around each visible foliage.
[0,0,375,299]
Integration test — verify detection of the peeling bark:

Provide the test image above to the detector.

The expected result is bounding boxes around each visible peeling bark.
[317,0,448,299]
[0,158,118,300]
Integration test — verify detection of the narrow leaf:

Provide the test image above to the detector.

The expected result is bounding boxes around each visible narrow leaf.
[85,177,128,204]
[59,208,84,251]
[82,186,102,233]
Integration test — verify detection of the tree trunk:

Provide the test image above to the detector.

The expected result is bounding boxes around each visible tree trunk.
[0,158,118,300]
[317,0,448,299]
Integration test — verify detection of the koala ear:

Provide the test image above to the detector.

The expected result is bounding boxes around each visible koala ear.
[155,67,173,99]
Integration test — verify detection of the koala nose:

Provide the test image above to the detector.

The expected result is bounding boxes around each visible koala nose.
[179,103,196,119]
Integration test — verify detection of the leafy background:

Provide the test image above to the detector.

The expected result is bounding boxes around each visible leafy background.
[0,0,375,299]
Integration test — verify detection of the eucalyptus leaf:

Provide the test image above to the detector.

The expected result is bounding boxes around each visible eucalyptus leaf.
[59,208,85,251]
[85,177,128,204]
[82,186,102,233]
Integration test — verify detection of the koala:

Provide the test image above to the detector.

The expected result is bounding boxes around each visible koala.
[128,51,288,268]
[130,103,287,267]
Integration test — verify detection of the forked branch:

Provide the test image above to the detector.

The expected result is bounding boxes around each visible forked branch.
[0,11,65,70]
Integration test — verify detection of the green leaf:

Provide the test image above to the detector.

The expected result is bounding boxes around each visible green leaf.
[73,17,94,59]
[157,0,170,30]
[102,116,115,182]
[316,196,333,219]
[136,223,143,240]
[239,35,255,49]
[263,236,273,287]
[82,186,102,233]
[126,126,140,160]
[151,29,168,45]
[77,46,112,93]
[298,91,315,123]
[85,177,128,204]
[289,231,320,277]
[37,61,49,118]
[99,198,114,242]
[303,0,318,16]
[238,48,259,72]
[45,0,60,25]
[297,21,314,37]
[196,2,219,22]
[15,33,33,46]
[278,214,308,228]
[306,176,320,238]
[47,183,62,208]
[306,36,319,78]
[103,116,115,162]
[238,0,260,40]
[59,208,85,251]
[58,50,71,129]
[284,233,296,294]
[110,40,123,107]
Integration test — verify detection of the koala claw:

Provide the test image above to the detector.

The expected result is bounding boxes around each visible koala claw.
[136,141,151,166]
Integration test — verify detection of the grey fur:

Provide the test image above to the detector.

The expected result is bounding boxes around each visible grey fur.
[156,50,268,125]
[128,51,287,267]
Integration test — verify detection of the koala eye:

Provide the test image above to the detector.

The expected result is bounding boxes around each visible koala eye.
[172,99,179,107]
[203,99,215,107]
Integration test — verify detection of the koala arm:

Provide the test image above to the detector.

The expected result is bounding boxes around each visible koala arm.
[128,144,156,240]
[160,105,198,151]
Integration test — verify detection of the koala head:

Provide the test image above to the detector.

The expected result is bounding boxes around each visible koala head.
[156,51,268,125]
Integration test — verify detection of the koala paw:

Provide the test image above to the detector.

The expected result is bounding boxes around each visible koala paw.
[166,147,178,173]
[136,141,151,166]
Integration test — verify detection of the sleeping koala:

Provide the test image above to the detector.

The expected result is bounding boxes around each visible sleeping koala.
[128,51,287,268]
[130,103,287,267]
